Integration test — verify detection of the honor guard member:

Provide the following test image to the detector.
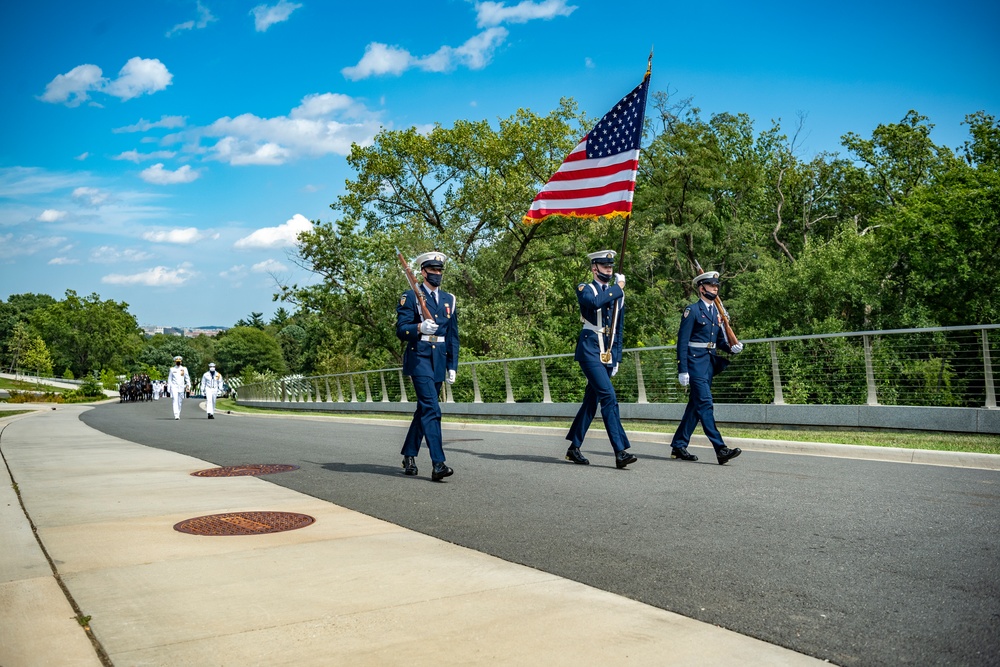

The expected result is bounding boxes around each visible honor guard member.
[396,251,460,481]
[167,356,192,420]
[670,270,745,464]
[565,250,637,469]
[201,363,223,419]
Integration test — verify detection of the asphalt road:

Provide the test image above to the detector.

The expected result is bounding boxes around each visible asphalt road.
[80,401,1000,666]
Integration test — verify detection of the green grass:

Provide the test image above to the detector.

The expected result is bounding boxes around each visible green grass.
[216,398,1000,455]
[0,409,33,418]
[0,377,69,392]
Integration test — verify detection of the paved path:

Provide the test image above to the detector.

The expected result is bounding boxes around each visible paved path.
[1,404,833,666]
[78,400,1000,665]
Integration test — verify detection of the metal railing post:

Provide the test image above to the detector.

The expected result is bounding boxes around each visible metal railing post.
[380,372,389,402]
[363,374,373,402]
[398,370,408,403]
[503,362,514,403]
[540,359,552,403]
[349,376,358,402]
[984,328,996,409]
[336,378,344,402]
[314,380,321,402]
[635,351,647,404]
[445,380,454,403]
[863,334,878,405]
[281,380,287,403]
[770,341,784,405]
[472,365,482,403]
[324,378,332,402]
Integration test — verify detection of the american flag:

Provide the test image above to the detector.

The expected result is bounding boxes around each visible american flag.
[523,71,650,225]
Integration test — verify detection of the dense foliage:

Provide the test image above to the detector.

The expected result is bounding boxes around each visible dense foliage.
[0,99,996,397]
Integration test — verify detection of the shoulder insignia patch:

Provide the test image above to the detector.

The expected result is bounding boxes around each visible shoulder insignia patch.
[578,284,585,291]
[683,307,691,318]
[400,296,406,306]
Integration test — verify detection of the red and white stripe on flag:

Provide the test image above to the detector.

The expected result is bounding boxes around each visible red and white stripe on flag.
[522,137,639,224]
[522,72,649,225]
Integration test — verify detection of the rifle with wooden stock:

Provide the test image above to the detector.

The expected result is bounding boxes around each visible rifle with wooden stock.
[694,260,740,348]
[395,248,434,321]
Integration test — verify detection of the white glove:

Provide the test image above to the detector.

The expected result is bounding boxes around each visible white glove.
[419,319,439,335]
[731,342,744,354]
[678,372,690,387]
[447,369,456,384]
[611,364,619,377]
[615,273,625,287]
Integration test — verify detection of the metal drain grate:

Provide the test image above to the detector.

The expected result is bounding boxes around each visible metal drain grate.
[191,464,300,477]
[174,511,315,536]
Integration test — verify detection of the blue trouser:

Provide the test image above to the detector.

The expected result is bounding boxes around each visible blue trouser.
[566,359,631,452]
[401,375,446,464]
[670,372,727,451]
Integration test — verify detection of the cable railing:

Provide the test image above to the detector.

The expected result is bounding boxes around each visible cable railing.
[236,325,998,412]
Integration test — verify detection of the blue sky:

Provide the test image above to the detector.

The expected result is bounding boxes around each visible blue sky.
[1,0,997,328]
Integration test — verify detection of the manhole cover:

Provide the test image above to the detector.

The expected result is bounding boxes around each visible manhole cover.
[191,464,300,477]
[174,511,315,536]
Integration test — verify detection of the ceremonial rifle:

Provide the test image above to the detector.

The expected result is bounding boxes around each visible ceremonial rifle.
[395,248,434,321]
[693,260,740,347]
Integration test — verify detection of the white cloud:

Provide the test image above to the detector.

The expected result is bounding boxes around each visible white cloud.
[114,115,186,133]
[104,57,173,101]
[48,256,79,265]
[234,213,312,249]
[143,227,204,244]
[90,246,154,263]
[113,150,178,163]
[39,58,173,106]
[167,1,217,36]
[585,57,595,68]
[252,258,288,273]
[251,0,302,32]
[38,64,106,106]
[38,209,67,222]
[0,233,68,259]
[342,28,508,80]
[0,167,80,197]
[73,186,113,207]
[475,0,576,26]
[220,264,247,287]
[199,93,383,165]
[76,152,90,161]
[102,263,196,287]
[140,163,199,184]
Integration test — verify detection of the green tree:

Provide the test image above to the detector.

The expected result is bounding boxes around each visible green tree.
[30,290,143,377]
[138,334,201,379]
[21,335,54,377]
[214,326,286,376]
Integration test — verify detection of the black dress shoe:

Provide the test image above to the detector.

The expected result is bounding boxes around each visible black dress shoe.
[565,447,590,465]
[432,462,453,481]
[717,447,742,465]
[402,456,418,476]
[615,450,637,469]
[207,414,214,419]
[671,447,698,461]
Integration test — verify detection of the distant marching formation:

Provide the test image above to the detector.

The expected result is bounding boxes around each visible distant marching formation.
[118,374,153,402]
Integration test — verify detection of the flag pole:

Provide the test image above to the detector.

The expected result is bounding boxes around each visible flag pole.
[608,49,652,359]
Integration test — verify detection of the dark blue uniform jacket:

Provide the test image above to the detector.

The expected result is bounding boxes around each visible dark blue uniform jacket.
[676,299,733,377]
[574,280,625,366]
[396,285,460,382]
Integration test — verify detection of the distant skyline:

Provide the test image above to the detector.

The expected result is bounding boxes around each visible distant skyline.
[2,0,997,327]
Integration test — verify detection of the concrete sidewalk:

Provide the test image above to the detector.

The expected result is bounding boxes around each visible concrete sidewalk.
[0,405,831,666]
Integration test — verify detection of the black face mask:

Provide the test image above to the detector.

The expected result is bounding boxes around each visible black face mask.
[175,362,181,366]
[425,272,442,287]
[594,269,612,283]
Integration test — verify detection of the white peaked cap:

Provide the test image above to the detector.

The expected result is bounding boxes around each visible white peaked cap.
[693,271,720,287]
[414,251,447,268]
[587,250,616,263]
